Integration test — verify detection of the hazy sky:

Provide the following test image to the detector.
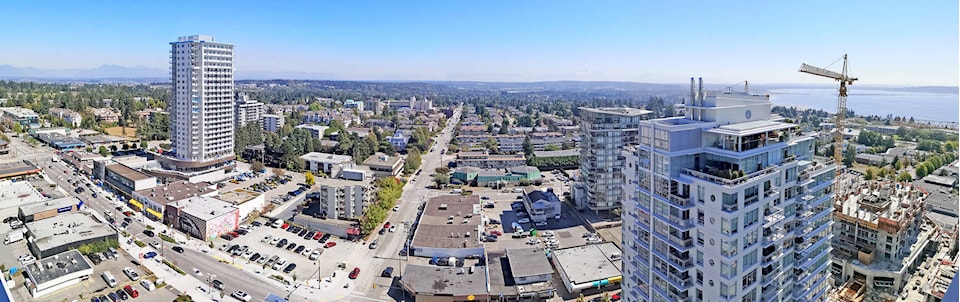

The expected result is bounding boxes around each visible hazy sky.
[0,1,956,85]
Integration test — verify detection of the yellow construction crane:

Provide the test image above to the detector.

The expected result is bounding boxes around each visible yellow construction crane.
[799,54,857,179]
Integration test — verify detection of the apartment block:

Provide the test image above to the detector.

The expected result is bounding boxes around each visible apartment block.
[621,79,836,302]
[530,132,566,151]
[575,107,652,212]
[455,151,527,169]
[164,35,235,174]
[49,108,82,128]
[235,92,263,129]
[262,114,284,133]
[496,134,525,153]
[314,178,372,220]
[830,181,933,301]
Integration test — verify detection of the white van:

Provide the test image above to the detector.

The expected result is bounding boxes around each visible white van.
[451,189,463,194]
[140,279,156,291]
[102,271,118,287]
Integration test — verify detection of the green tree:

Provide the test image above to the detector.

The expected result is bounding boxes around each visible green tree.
[842,145,856,167]
[915,164,928,179]
[404,147,422,175]
[864,168,875,180]
[12,123,22,133]
[305,171,315,186]
[308,102,322,111]
[433,174,450,188]
[897,171,913,182]
[99,145,110,157]
[522,136,534,156]
[252,161,265,172]
[435,167,451,174]
[140,140,149,150]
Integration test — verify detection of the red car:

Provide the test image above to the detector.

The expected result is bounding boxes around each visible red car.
[325,242,337,248]
[313,232,324,240]
[348,267,360,279]
[124,285,139,298]
[490,230,503,236]
[229,231,240,237]
[383,222,391,229]
[123,211,133,217]
[281,223,289,229]
[611,292,621,301]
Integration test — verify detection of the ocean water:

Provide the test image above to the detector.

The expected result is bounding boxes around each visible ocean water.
[767,88,959,122]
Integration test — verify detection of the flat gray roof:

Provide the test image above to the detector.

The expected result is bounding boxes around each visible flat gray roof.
[23,249,93,286]
[134,181,216,206]
[552,242,623,285]
[27,212,117,252]
[0,180,46,210]
[411,195,483,249]
[401,264,487,296]
[106,163,153,181]
[486,250,518,295]
[170,196,237,221]
[18,196,81,217]
[506,248,554,278]
[533,149,579,158]
[300,152,353,164]
[362,153,402,168]
[217,189,261,204]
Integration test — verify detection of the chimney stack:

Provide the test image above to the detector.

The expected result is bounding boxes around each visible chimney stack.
[698,77,704,101]
[689,77,696,105]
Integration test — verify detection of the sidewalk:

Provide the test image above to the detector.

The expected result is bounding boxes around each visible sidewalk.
[119,236,219,302]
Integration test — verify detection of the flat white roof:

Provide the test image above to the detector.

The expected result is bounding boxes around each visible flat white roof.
[300,152,353,164]
[706,120,796,136]
[0,180,46,210]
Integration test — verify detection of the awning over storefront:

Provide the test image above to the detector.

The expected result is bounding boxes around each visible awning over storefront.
[146,207,163,220]
[128,199,143,211]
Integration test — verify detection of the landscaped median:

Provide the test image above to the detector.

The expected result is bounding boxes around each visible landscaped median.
[159,233,177,244]
[162,259,186,275]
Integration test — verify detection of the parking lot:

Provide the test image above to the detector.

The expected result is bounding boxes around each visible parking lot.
[7,244,178,302]
[208,217,364,283]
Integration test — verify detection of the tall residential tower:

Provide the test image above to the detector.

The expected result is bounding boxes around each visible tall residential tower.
[622,78,836,302]
[575,107,652,213]
[163,35,235,175]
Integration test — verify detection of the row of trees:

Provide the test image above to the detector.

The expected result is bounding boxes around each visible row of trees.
[527,155,580,170]
[77,238,120,255]
[358,177,404,235]
[915,152,957,179]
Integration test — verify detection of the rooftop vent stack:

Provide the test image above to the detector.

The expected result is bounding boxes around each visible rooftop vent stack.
[689,78,696,105]
[698,77,704,102]
[744,81,749,94]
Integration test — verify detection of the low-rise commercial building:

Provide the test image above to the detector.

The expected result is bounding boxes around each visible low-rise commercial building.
[0,107,41,128]
[505,248,554,285]
[0,160,42,181]
[410,195,484,258]
[22,250,94,298]
[551,242,623,294]
[25,212,117,258]
[452,166,541,187]
[399,264,489,302]
[93,160,158,202]
[300,152,353,176]
[18,197,82,223]
[362,153,404,178]
[132,181,218,221]
[165,196,239,240]
[35,132,86,150]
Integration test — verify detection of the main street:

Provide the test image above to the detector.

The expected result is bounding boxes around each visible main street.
[350,106,463,299]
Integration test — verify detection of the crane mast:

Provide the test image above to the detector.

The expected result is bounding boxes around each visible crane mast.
[799,55,857,187]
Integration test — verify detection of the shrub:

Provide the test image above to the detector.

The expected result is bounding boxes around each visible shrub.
[163,259,186,275]
[77,239,119,255]
[134,240,147,248]
[159,234,177,244]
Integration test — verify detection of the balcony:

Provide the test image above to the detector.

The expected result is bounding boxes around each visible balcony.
[722,203,738,213]
[681,165,779,187]
[744,194,760,207]
[669,233,694,248]
[763,227,784,245]
[668,193,693,208]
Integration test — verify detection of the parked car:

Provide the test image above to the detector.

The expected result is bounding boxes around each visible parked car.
[232,290,252,302]
[212,279,224,290]
[115,289,128,300]
[123,285,139,298]
[294,245,305,254]
[368,240,379,249]
[286,243,297,250]
[143,251,157,259]
[325,242,337,248]
[283,263,297,273]
[349,267,360,279]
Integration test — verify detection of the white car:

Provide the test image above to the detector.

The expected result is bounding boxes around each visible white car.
[301,248,312,256]
[232,290,252,302]
[18,254,35,264]
[193,268,203,277]
[150,241,161,249]
[393,206,400,212]
[518,218,531,224]
[389,225,397,232]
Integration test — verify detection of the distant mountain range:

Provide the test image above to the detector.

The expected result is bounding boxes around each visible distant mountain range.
[0,64,340,81]
[0,65,956,94]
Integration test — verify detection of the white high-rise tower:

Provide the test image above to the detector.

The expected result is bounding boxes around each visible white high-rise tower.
[165,35,235,174]
[621,78,836,302]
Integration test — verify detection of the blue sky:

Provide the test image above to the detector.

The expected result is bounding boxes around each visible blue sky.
[0,1,956,85]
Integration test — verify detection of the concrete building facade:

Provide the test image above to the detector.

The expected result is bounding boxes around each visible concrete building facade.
[166,35,235,173]
[576,107,652,212]
[235,92,263,129]
[263,114,284,133]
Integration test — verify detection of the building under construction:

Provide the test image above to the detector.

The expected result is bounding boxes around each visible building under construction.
[829,180,946,301]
